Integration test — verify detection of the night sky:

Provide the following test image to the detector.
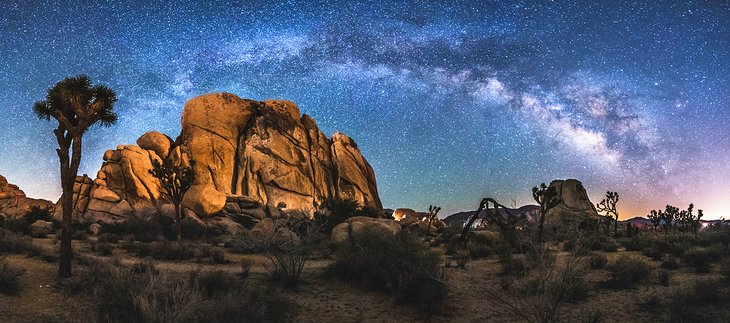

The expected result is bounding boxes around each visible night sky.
[0,1,728,219]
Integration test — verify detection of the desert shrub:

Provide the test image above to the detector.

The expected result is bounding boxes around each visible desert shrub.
[196,245,227,264]
[125,240,197,260]
[328,229,447,314]
[313,198,382,234]
[60,258,291,322]
[236,220,318,287]
[24,205,52,224]
[0,256,25,294]
[91,242,114,256]
[239,259,253,279]
[1,217,30,234]
[661,257,681,270]
[606,255,650,288]
[465,231,500,259]
[71,230,87,241]
[590,235,619,252]
[30,227,48,238]
[642,247,664,261]
[499,251,530,276]
[492,231,590,323]
[589,253,608,269]
[97,233,121,244]
[720,257,730,282]
[668,279,724,322]
[189,268,242,297]
[0,229,40,254]
[149,241,195,260]
[697,227,730,247]
[658,269,671,286]
[195,286,293,323]
[126,217,167,242]
[620,235,649,251]
[682,247,722,273]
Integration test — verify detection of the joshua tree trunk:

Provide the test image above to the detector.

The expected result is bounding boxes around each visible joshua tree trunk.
[614,215,618,237]
[175,203,182,241]
[538,211,546,244]
[58,135,82,278]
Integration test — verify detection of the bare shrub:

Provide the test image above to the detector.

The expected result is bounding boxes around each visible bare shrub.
[491,228,590,323]
[606,255,650,288]
[232,219,318,287]
[327,229,447,315]
[0,256,25,294]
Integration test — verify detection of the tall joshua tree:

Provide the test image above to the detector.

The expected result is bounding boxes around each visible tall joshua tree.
[532,183,559,244]
[596,191,619,236]
[34,75,117,278]
[149,158,195,241]
[425,205,441,236]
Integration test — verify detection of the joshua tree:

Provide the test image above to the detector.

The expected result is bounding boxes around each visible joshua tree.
[596,191,620,236]
[661,205,679,233]
[149,158,196,241]
[695,209,704,235]
[425,205,441,236]
[532,183,559,244]
[33,75,117,278]
[647,210,662,232]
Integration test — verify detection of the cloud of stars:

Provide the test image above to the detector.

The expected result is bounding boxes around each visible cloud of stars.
[0,1,728,219]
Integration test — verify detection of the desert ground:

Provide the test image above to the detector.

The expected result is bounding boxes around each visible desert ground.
[2,227,729,323]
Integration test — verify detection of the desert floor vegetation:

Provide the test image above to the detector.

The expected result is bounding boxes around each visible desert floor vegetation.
[1,223,730,322]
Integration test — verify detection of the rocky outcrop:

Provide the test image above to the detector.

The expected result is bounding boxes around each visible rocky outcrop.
[331,216,401,244]
[0,175,53,219]
[545,179,599,223]
[59,93,382,232]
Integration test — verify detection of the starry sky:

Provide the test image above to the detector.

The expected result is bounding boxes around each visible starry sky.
[0,1,728,219]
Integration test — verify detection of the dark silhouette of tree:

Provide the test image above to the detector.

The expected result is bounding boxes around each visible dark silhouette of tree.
[647,210,661,232]
[661,205,679,233]
[596,191,619,236]
[33,75,117,278]
[425,205,441,236]
[149,158,196,241]
[532,183,559,244]
[695,209,703,236]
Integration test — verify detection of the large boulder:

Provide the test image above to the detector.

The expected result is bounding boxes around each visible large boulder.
[545,179,599,223]
[331,216,401,244]
[181,184,227,217]
[137,131,174,159]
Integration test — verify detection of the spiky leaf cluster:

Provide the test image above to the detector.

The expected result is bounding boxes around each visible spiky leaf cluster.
[33,75,118,135]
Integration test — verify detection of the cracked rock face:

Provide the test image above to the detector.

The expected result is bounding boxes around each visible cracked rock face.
[60,93,382,231]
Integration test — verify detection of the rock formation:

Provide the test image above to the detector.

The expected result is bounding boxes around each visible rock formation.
[544,178,599,222]
[331,216,402,244]
[0,175,53,219]
[56,93,382,232]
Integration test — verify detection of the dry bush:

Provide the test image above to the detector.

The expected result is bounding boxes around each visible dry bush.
[233,219,319,287]
[60,258,292,322]
[327,229,447,315]
[588,253,608,270]
[605,255,650,288]
[0,256,25,294]
[491,228,590,323]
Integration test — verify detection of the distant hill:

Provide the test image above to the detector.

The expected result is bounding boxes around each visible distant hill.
[443,205,540,227]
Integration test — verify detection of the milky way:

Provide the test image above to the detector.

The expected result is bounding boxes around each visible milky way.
[0,1,728,218]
